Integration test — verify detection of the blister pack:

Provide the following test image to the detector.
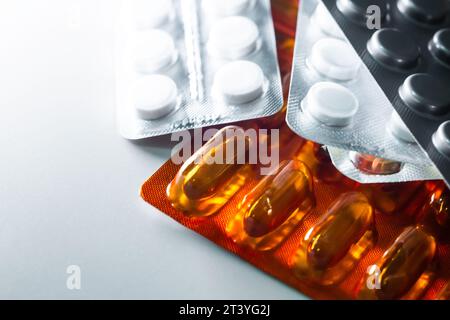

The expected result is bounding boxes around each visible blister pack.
[286,0,442,181]
[307,0,450,186]
[115,0,283,139]
[141,125,450,300]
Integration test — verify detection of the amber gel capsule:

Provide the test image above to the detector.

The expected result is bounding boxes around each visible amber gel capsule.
[415,186,450,242]
[357,226,437,300]
[437,283,450,300]
[226,160,315,251]
[167,126,254,217]
[291,192,377,286]
[358,187,450,300]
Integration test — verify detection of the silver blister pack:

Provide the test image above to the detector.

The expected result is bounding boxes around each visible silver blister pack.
[116,0,283,139]
[286,0,433,166]
[327,146,442,184]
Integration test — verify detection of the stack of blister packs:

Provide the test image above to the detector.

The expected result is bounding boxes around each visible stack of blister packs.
[287,0,450,187]
[135,0,450,300]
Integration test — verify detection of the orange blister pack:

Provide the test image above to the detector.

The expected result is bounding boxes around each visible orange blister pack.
[140,0,450,300]
[141,135,450,299]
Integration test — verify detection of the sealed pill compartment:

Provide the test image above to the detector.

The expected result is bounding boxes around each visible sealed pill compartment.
[357,225,437,300]
[291,192,377,286]
[226,160,315,251]
[326,146,442,184]
[167,126,255,217]
[116,0,283,139]
[357,182,450,300]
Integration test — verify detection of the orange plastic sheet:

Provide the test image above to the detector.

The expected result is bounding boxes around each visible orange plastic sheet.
[141,158,450,300]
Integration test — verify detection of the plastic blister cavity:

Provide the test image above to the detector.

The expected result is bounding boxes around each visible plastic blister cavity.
[303,82,359,127]
[208,16,260,59]
[166,126,254,217]
[213,61,266,104]
[327,146,442,184]
[134,29,178,74]
[317,0,450,187]
[433,121,450,158]
[357,226,437,300]
[309,38,361,81]
[133,75,179,120]
[291,192,377,286]
[226,160,315,251]
[116,0,282,139]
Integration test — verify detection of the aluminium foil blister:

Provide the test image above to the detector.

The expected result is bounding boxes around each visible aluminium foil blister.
[318,0,450,188]
[115,0,283,139]
[286,0,435,169]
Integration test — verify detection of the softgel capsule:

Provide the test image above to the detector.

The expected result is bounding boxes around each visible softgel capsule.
[286,0,440,183]
[116,0,282,139]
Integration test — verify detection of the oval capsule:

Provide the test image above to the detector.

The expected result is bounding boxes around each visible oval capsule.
[226,160,315,251]
[416,185,450,242]
[291,192,377,286]
[292,192,377,285]
[437,283,450,300]
[167,126,254,217]
[357,226,437,300]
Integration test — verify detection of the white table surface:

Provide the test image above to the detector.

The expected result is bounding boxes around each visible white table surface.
[0,0,307,299]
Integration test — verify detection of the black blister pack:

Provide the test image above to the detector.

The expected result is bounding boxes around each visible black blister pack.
[321,0,450,187]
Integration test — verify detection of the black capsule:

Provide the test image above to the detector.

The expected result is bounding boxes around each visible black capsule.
[397,0,449,26]
[399,73,450,117]
[429,29,450,67]
[367,28,420,70]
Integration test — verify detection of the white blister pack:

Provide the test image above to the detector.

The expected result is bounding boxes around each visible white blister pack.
[116,0,283,139]
[286,0,436,168]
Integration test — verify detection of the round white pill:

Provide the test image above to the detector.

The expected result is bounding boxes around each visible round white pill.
[214,60,265,104]
[305,82,359,127]
[310,38,361,81]
[203,0,252,16]
[312,3,345,39]
[209,16,259,59]
[388,112,416,144]
[135,29,177,73]
[133,0,172,30]
[433,121,450,158]
[134,75,178,120]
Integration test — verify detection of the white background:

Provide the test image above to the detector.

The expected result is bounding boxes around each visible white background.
[0,0,307,299]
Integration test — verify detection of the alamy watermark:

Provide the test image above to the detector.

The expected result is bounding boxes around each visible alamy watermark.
[366,265,382,290]
[66,265,81,290]
[170,127,280,176]
[367,5,382,30]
